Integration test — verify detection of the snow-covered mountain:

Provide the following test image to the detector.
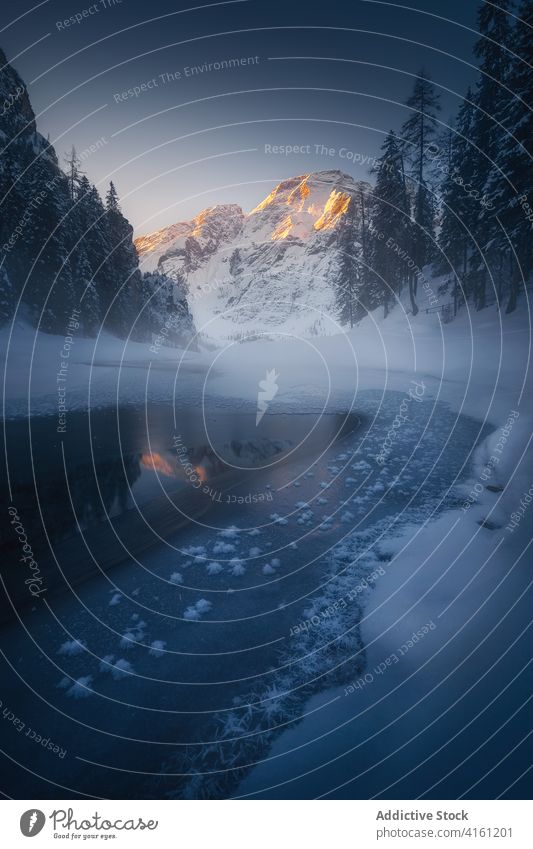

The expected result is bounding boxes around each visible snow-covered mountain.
[135,204,245,275]
[135,171,370,338]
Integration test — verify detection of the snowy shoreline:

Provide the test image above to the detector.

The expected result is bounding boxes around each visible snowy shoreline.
[235,306,533,799]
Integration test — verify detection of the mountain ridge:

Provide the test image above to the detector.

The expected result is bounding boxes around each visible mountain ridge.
[135,170,371,338]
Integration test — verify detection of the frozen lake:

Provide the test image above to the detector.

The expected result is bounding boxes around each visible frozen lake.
[0,390,495,798]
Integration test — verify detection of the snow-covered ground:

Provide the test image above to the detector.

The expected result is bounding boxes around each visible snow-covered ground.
[234,301,533,798]
[1,321,202,419]
[3,294,531,423]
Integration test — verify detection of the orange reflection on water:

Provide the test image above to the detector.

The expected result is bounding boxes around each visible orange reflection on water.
[140,452,175,477]
[194,465,207,483]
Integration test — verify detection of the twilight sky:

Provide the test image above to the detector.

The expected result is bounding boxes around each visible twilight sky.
[1,0,482,234]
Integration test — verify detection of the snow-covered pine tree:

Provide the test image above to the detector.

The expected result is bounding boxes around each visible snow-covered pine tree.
[74,175,111,302]
[335,191,362,327]
[355,184,380,316]
[401,70,441,282]
[468,0,512,308]
[436,92,478,308]
[0,262,15,326]
[483,0,532,312]
[21,156,73,330]
[370,130,411,316]
[104,181,143,336]
[73,249,100,335]
[105,180,119,213]
[0,144,27,301]
[64,146,84,202]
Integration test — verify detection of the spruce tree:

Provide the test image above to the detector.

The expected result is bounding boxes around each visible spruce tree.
[74,249,100,335]
[469,0,512,308]
[370,131,411,316]
[21,157,72,329]
[64,146,84,201]
[401,71,441,277]
[335,193,362,328]
[0,262,15,326]
[75,175,111,292]
[104,181,142,335]
[436,92,478,307]
[0,145,27,299]
[483,0,532,311]
[356,184,379,314]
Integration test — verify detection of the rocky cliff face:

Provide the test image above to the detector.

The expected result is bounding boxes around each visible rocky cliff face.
[135,171,370,338]
[135,204,245,275]
[0,47,55,164]
[0,47,196,343]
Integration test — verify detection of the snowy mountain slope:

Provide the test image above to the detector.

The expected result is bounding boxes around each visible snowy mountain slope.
[135,171,370,337]
[135,204,244,274]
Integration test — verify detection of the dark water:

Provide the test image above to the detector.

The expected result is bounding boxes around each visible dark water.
[1,392,508,799]
[0,403,358,622]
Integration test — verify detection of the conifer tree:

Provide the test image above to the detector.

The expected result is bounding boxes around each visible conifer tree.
[74,249,100,335]
[104,181,142,335]
[75,175,111,290]
[483,0,532,311]
[0,145,27,298]
[335,193,362,328]
[436,92,478,307]
[22,157,72,329]
[469,0,512,308]
[64,146,84,201]
[401,71,441,276]
[356,184,378,314]
[0,262,15,326]
[370,131,411,316]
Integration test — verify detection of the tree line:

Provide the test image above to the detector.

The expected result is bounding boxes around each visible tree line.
[0,45,193,343]
[0,143,193,342]
[336,0,532,324]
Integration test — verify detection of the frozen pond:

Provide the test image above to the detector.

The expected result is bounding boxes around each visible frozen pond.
[0,390,491,798]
